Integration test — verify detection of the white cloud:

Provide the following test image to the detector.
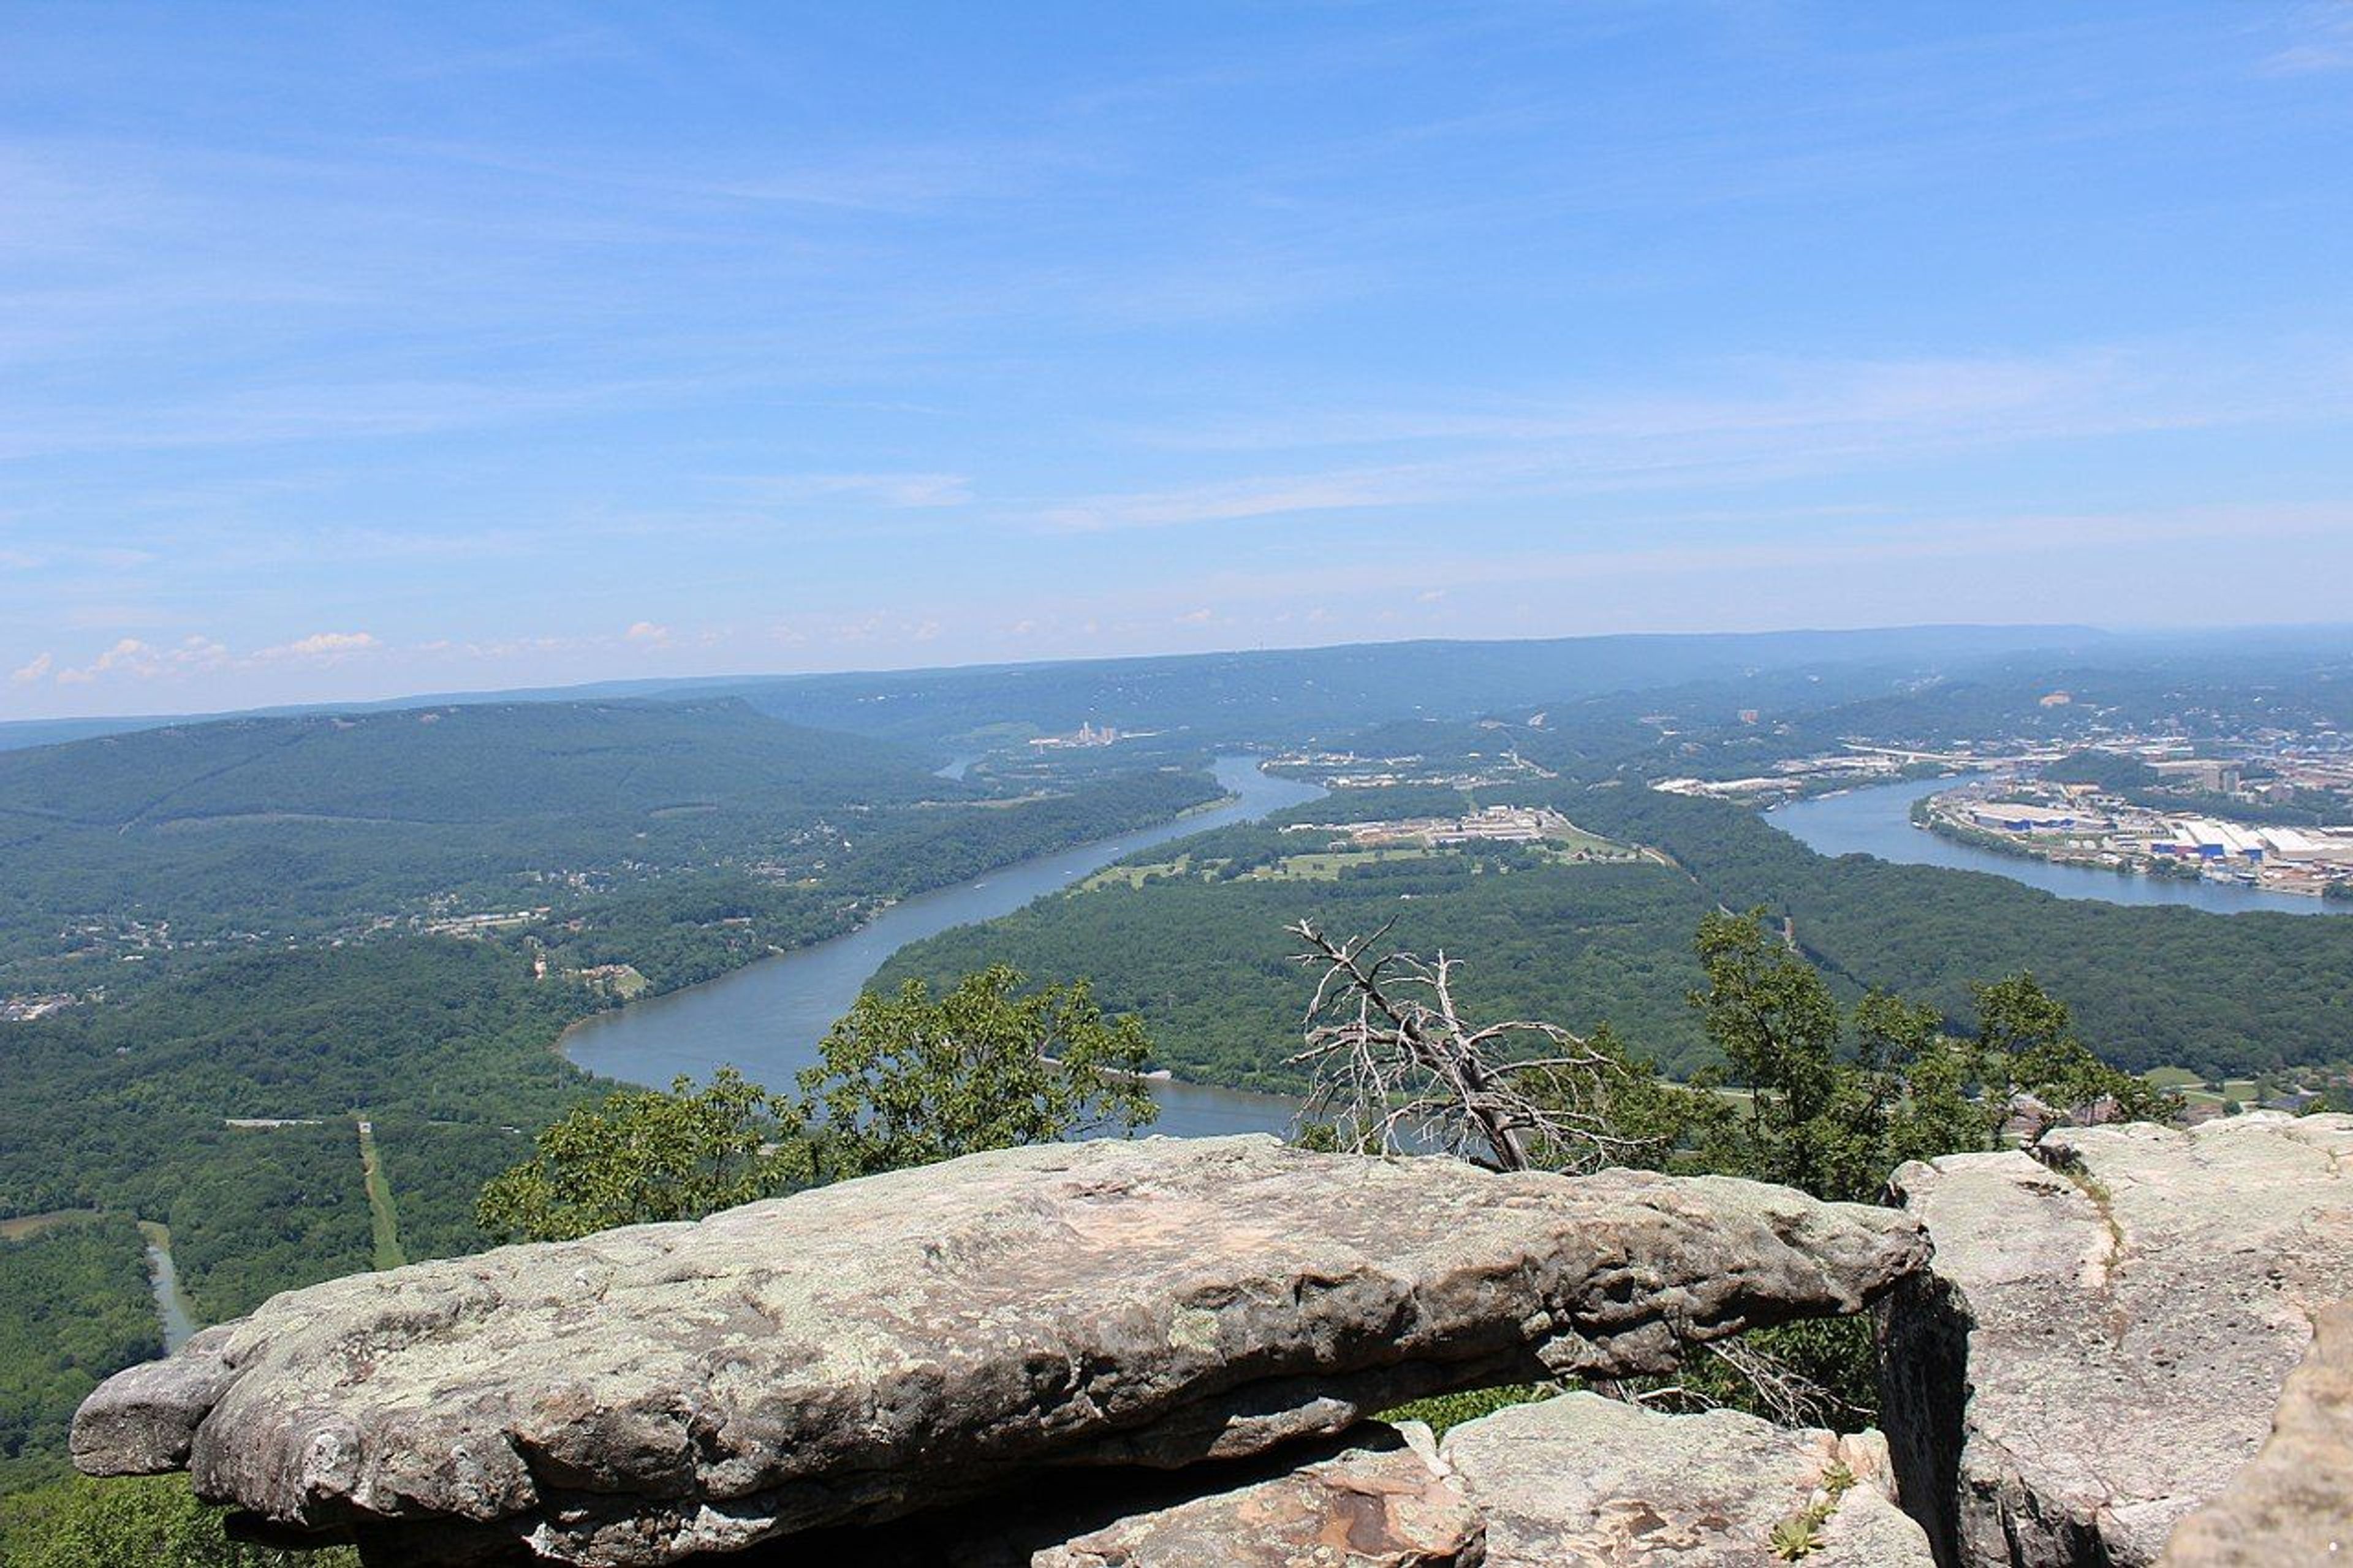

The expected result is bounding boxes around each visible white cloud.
[51,635,230,686]
[625,621,672,645]
[254,630,380,662]
[1184,500,2353,606]
[32,631,380,689]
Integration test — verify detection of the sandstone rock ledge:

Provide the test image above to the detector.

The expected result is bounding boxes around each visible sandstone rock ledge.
[73,1135,1924,1566]
[1882,1112,2353,1567]
[1035,1394,1933,1567]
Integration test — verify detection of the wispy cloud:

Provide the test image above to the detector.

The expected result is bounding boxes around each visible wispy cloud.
[2260,2,2353,75]
[722,472,975,509]
[0,375,711,461]
[1183,501,2353,604]
[1039,344,2353,530]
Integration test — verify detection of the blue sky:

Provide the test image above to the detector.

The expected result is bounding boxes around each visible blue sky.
[4,2,2352,717]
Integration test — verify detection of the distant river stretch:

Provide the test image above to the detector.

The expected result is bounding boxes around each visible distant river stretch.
[1768,776,2350,918]
[563,756,1322,1137]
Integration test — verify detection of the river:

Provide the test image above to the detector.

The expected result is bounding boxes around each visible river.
[564,756,1318,1136]
[1768,776,2351,917]
[138,1221,197,1352]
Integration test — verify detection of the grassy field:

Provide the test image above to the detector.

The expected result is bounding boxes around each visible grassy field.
[2143,1066,2262,1104]
[1080,828,1654,892]
[1080,853,1197,892]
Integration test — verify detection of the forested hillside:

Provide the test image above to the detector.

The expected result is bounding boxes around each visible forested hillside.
[887,771,2353,1085]
[0,941,580,1314]
[1561,784,2353,1080]
[0,703,1241,1506]
[0,1217,159,1493]
[0,699,957,988]
[881,853,1716,1085]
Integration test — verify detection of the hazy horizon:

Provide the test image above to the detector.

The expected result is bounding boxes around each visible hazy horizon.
[6,3,2351,719]
[13,616,2353,732]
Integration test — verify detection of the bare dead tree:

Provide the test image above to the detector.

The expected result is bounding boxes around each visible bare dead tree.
[1286,918,1653,1173]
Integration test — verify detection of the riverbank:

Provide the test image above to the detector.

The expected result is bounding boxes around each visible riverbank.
[1917,798,2211,884]
[1770,776,2350,918]
[1914,785,2347,900]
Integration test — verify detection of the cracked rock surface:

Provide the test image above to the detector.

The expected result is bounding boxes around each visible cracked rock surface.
[1037,1394,1932,1567]
[72,1135,1923,1566]
[1882,1112,2353,1567]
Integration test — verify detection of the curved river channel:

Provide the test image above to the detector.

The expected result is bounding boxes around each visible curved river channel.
[1768,775,2350,918]
[564,757,1319,1137]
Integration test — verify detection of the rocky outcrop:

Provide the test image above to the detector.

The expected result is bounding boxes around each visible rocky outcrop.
[1036,1395,1933,1567]
[1882,1112,2353,1567]
[2161,1299,2353,1567]
[75,1135,1925,1566]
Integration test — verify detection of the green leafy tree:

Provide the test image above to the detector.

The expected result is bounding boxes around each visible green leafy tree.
[1687,915,2169,1200]
[1689,910,1885,1202]
[1854,990,1986,1169]
[475,1068,805,1243]
[476,970,1159,1240]
[0,1474,352,1568]
[1971,972,2173,1123]
[797,966,1157,1181]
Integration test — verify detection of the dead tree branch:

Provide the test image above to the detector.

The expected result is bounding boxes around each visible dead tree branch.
[1286,918,1653,1173]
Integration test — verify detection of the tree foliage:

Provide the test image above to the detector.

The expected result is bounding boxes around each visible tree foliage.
[476,968,1161,1239]
[0,1218,159,1495]
[474,1069,809,1244]
[0,1474,352,1568]
[797,967,1158,1181]
[1684,910,2170,1203]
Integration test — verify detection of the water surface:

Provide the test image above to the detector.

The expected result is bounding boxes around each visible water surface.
[565,757,1318,1135]
[140,1222,197,1351]
[1769,776,2348,917]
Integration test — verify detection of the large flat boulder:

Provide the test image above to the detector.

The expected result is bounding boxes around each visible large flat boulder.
[1881,1113,2353,1567]
[2161,1299,2353,1566]
[74,1135,1924,1566]
[1036,1395,1933,1567]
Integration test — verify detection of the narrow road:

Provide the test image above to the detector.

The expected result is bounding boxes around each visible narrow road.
[356,1118,407,1270]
